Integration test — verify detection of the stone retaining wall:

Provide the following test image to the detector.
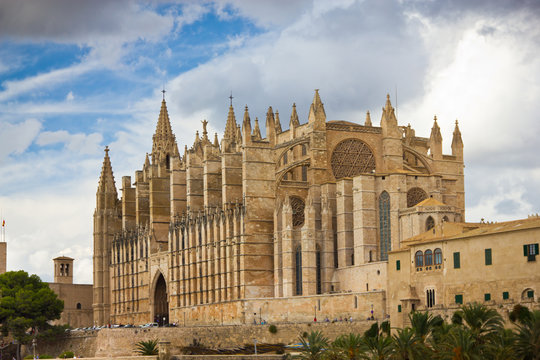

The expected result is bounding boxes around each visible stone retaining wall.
[35,321,376,358]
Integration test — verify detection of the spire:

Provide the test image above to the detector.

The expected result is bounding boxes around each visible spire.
[224,104,237,139]
[214,132,219,147]
[290,103,300,128]
[97,146,117,197]
[365,111,372,126]
[429,115,443,159]
[242,105,252,144]
[308,89,326,128]
[266,106,276,144]
[380,94,399,137]
[151,97,177,164]
[253,117,262,140]
[275,110,282,133]
[452,119,464,159]
[430,116,443,143]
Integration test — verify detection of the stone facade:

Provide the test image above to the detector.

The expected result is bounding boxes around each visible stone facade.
[49,257,93,328]
[93,91,465,326]
[388,217,540,328]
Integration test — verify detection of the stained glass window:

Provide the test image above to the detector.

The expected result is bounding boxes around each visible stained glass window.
[379,191,391,261]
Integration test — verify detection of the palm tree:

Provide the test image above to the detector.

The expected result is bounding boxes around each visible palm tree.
[437,326,483,360]
[408,311,443,343]
[361,333,393,360]
[134,339,159,355]
[296,330,329,360]
[514,309,540,360]
[390,327,431,360]
[331,333,364,359]
[452,302,503,341]
[484,328,516,360]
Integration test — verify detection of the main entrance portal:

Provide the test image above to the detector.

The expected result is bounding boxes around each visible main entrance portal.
[154,273,169,326]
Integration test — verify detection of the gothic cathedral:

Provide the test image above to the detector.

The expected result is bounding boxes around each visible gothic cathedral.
[93,91,464,325]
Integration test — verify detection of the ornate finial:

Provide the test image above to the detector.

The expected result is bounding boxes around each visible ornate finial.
[161,88,166,100]
[387,93,390,100]
[434,115,437,122]
[201,119,208,135]
[455,119,459,125]
[105,146,109,155]
[229,91,234,106]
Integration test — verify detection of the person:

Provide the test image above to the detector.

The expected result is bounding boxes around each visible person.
[349,316,353,322]
[324,316,329,322]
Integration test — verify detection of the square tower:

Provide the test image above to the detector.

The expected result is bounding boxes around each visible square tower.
[53,256,74,284]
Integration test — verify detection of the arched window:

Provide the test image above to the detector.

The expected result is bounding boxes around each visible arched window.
[407,187,428,207]
[434,248,442,265]
[301,165,308,181]
[425,249,433,266]
[442,215,449,223]
[295,247,303,296]
[415,251,424,267]
[76,303,82,310]
[283,152,288,165]
[379,191,391,261]
[331,139,375,179]
[426,216,435,231]
[301,144,307,156]
[426,289,435,308]
[316,246,322,295]
[291,197,305,228]
[166,154,170,170]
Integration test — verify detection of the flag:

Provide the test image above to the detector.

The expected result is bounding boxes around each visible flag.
[1,220,3,227]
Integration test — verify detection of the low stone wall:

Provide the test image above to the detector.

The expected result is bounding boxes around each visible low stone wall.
[36,320,376,358]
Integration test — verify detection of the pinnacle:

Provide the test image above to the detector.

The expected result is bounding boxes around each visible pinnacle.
[365,111,372,126]
[98,146,117,196]
[312,89,322,108]
[290,103,299,127]
[224,104,237,139]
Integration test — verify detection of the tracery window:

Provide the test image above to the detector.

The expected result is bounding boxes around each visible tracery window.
[415,250,424,267]
[295,247,303,296]
[426,216,435,231]
[407,187,428,207]
[302,165,308,181]
[331,139,375,179]
[425,249,433,266]
[301,144,307,156]
[291,197,305,228]
[379,191,391,261]
[434,248,442,265]
[426,289,436,308]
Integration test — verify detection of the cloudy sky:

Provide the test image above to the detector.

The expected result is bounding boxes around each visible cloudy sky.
[0,0,539,284]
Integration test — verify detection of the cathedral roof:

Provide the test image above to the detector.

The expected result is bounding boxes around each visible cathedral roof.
[414,197,447,207]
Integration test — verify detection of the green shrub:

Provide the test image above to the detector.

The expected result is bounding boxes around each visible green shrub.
[59,350,75,358]
[24,355,33,359]
[39,355,53,359]
[135,339,159,355]
[269,324,278,334]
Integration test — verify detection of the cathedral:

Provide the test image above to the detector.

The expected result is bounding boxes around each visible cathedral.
[93,90,465,326]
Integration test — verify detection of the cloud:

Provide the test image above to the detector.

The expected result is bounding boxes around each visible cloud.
[66,91,74,101]
[0,118,41,161]
[36,130,103,154]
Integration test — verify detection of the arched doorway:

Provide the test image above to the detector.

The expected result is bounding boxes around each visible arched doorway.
[154,273,169,326]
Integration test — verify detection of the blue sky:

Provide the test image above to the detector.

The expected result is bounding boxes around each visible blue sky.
[0,0,539,283]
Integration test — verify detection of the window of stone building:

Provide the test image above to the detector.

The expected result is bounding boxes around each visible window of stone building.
[396,260,401,271]
[316,247,322,295]
[291,197,305,228]
[60,264,64,276]
[166,154,170,170]
[301,144,307,156]
[398,304,402,313]
[379,191,391,261]
[455,294,463,304]
[354,296,358,309]
[181,232,185,250]
[485,248,492,265]
[331,139,375,179]
[426,216,435,231]
[301,165,308,181]
[65,264,69,276]
[415,251,424,267]
[522,289,535,300]
[76,303,81,310]
[283,152,288,165]
[425,249,433,266]
[484,293,491,301]
[407,187,428,207]
[502,291,509,300]
[351,253,354,266]
[434,248,442,265]
[453,252,461,269]
[442,215,450,222]
[426,289,435,308]
[524,243,539,261]
[295,247,303,296]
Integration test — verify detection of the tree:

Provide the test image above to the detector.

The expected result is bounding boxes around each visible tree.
[331,333,364,359]
[408,311,443,343]
[0,271,64,358]
[452,302,503,342]
[390,327,431,360]
[297,330,329,360]
[513,309,540,360]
